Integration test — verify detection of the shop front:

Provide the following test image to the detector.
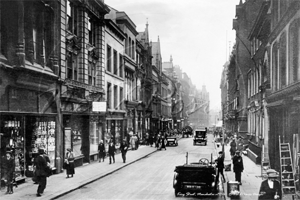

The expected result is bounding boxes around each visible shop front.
[62,113,105,166]
[105,112,125,151]
[0,114,57,182]
[0,67,59,181]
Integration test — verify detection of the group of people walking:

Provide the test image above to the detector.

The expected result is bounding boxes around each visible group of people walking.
[214,134,282,200]
[97,139,129,164]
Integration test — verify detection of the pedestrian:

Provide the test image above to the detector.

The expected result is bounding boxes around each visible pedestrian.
[258,169,281,199]
[232,150,244,185]
[160,134,167,150]
[230,139,237,157]
[120,140,128,163]
[2,151,15,194]
[215,151,226,184]
[34,148,48,197]
[155,133,160,149]
[65,148,75,178]
[108,141,116,164]
[98,140,105,162]
[130,134,136,150]
[149,132,154,147]
[135,134,140,150]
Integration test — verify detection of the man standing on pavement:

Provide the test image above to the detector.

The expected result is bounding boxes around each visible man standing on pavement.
[98,140,105,162]
[232,150,244,185]
[34,148,48,197]
[120,139,128,163]
[108,141,116,164]
[215,151,226,184]
[258,169,281,199]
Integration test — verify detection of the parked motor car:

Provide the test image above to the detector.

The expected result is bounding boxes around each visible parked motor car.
[166,135,178,146]
[173,153,218,197]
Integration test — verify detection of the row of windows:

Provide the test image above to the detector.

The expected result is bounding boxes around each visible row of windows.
[1,1,54,68]
[107,83,124,110]
[106,45,123,77]
[248,111,263,139]
[248,68,260,98]
[271,19,300,91]
[125,37,135,59]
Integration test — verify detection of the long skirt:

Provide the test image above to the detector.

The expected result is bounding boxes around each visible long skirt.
[66,162,75,175]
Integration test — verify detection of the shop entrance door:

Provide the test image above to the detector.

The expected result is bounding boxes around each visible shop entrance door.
[81,116,90,164]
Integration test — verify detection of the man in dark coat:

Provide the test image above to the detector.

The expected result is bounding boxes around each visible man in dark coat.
[98,140,105,162]
[120,140,128,163]
[230,139,237,157]
[108,142,115,164]
[215,151,226,185]
[35,148,48,197]
[232,150,244,185]
[258,169,281,199]
[2,151,15,194]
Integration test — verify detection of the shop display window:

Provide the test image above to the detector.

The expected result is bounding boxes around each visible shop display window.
[105,120,122,149]
[115,120,122,147]
[0,116,25,182]
[89,118,103,155]
[64,116,83,157]
[29,117,56,168]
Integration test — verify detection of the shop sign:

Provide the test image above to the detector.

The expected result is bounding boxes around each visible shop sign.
[92,102,106,112]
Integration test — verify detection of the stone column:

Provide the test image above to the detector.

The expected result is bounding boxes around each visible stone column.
[37,8,45,67]
[16,0,25,67]
[52,1,59,75]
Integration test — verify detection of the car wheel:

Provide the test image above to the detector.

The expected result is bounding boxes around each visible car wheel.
[174,188,179,197]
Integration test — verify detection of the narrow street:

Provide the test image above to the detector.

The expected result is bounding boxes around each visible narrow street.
[60,134,222,200]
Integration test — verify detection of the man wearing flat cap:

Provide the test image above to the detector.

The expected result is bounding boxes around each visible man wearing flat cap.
[232,150,244,185]
[258,169,281,199]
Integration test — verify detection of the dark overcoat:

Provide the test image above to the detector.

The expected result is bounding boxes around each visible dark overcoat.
[232,155,244,173]
[258,179,281,199]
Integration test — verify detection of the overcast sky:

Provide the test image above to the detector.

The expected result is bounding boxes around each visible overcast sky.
[106,0,238,110]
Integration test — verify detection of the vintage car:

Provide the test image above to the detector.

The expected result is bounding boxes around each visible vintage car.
[182,126,193,138]
[193,128,207,146]
[166,135,178,146]
[173,154,218,197]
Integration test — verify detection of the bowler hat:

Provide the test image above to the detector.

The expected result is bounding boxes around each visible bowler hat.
[266,169,279,178]
[38,148,45,154]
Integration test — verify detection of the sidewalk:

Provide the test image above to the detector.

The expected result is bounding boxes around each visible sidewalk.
[0,145,158,200]
[214,139,262,200]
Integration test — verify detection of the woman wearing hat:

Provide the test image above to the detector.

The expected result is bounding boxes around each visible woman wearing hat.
[65,148,75,178]
[258,169,281,199]
[2,151,15,194]
[98,140,105,162]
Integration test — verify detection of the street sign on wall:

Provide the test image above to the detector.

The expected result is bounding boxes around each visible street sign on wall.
[92,102,106,112]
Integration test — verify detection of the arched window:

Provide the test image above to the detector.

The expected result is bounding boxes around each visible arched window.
[279,33,287,88]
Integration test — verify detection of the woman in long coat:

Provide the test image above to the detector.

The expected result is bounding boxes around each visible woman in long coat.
[65,148,75,178]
